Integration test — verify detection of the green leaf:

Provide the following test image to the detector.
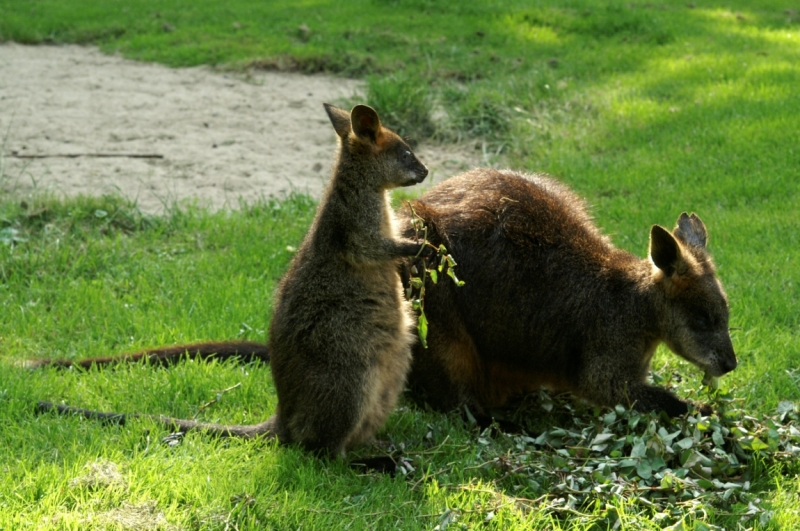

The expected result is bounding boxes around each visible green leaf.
[630,439,646,458]
[658,428,681,443]
[446,268,460,285]
[681,450,704,468]
[777,400,796,421]
[417,311,428,349]
[636,460,652,479]
[428,269,438,283]
[590,432,615,447]
[648,456,667,472]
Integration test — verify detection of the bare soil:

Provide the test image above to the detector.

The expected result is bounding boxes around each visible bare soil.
[0,43,480,213]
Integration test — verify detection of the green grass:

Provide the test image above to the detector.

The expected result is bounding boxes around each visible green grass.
[2,0,800,529]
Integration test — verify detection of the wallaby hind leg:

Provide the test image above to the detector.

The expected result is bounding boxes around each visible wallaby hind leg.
[406,322,481,414]
[282,389,364,458]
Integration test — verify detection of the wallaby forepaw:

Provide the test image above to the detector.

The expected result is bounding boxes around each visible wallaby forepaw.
[696,402,713,416]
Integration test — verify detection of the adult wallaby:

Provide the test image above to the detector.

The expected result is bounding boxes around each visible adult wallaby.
[398,168,737,418]
[37,103,429,458]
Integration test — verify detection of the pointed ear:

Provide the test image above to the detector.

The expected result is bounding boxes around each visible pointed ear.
[650,225,682,277]
[350,105,382,143]
[674,212,708,249]
[324,103,351,138]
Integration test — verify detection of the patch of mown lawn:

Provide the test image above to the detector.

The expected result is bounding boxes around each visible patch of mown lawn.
[2,0,800,529]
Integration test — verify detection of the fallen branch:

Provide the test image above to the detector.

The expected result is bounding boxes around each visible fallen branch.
[8,152,164,159]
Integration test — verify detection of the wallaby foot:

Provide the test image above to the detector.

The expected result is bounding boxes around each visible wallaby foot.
[348,456,397,475]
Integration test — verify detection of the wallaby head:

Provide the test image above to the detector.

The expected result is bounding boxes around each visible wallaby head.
[650,212,738,377]
[323,103,428,189]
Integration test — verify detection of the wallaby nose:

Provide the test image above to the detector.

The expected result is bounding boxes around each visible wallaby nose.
[418,166,429,182]
[721,352,738,373]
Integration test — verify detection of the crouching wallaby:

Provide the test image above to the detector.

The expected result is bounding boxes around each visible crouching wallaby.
[398,168,737,418]
[37,103,429,458]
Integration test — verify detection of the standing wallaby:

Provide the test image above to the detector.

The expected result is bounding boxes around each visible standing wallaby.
[37,104,429,458]
[398,168,737,418]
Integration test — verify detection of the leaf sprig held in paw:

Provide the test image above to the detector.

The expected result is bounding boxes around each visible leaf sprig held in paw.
[405,202,464,348]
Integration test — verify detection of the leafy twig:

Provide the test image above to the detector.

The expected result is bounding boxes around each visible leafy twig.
[405,202,465,348]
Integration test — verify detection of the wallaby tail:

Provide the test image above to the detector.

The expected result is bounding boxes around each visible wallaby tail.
[35,401,278,439]
[23,341,270,370]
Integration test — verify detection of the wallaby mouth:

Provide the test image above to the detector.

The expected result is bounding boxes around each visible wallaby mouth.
[403,167,428,186]
[707,350,738,376]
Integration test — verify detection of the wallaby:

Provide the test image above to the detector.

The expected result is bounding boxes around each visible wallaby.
[37,103,429,458]
[397,168,737,418]
[35,166,734,426]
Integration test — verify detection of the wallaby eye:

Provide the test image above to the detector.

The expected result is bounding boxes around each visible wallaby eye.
[694,315,712,332]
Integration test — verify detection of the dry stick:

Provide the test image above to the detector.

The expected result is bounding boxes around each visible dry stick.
[8,153,164,159]
[405,435,452,456]
[193,382,243,417]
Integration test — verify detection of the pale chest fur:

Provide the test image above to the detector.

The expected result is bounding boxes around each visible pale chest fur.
[380,192,399,240]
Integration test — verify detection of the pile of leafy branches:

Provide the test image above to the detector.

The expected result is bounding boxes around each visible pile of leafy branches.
[445,381,800,529]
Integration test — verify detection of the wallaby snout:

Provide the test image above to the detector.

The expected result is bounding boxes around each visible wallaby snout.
[709,339,738,376]
[413,165,429,183]
[398,147,428,187]
[721,351,738,373]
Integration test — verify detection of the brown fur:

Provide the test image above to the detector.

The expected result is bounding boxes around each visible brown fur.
[398,168,737,417]
[36,104,428,457]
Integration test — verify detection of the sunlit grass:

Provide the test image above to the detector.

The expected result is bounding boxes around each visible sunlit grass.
[2,0,800,528]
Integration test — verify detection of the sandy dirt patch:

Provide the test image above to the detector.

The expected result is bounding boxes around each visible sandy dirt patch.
[0,43,481,213]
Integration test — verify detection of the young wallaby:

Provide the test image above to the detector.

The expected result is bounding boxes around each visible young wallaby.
[37,103,429,458]
[398,168,737,418]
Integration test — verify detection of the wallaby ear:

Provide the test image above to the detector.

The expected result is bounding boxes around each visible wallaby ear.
[350,105,382,143]
[673,212,708,249]
[650,225,682,277]
[324,103,352,138]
